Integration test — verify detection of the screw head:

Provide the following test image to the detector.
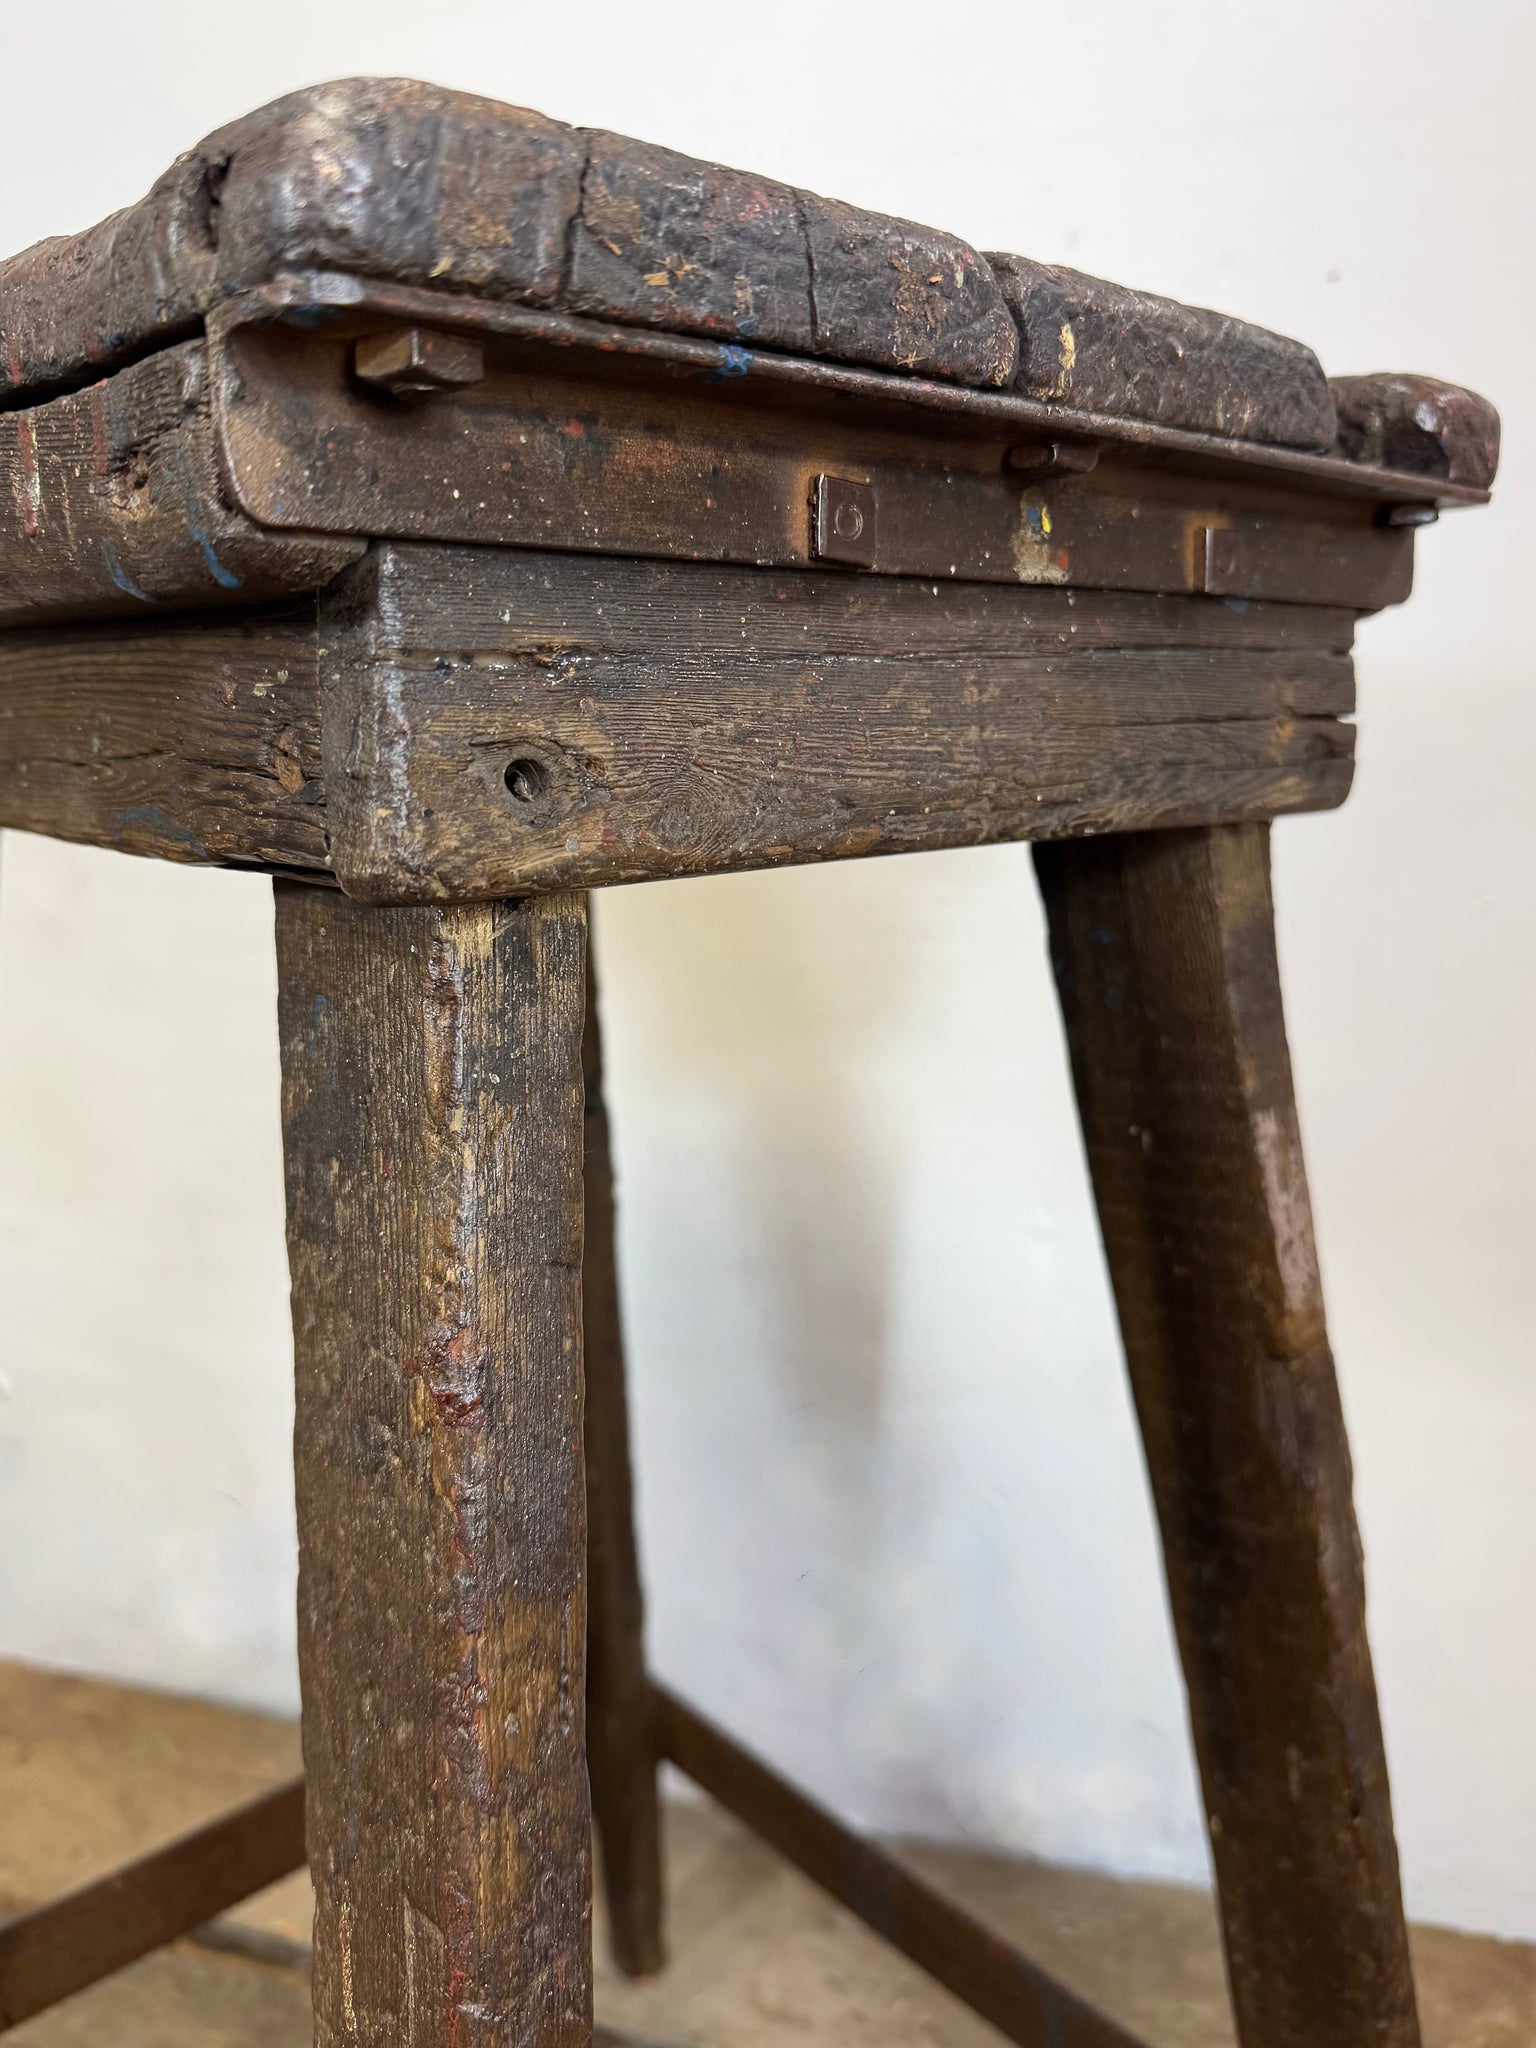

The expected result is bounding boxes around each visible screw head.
[354,327,485,400]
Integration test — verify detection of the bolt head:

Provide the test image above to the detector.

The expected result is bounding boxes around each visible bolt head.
[1005,438,1100,478]
[354,327,485,400]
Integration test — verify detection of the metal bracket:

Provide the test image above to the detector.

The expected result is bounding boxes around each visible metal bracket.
[811,475,879,568]
[1199,526,1245,594]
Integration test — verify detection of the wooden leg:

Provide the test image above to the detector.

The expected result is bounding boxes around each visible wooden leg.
[276,884,592,2048]
[1034,826,1421,2048]
[582,926,665,1977]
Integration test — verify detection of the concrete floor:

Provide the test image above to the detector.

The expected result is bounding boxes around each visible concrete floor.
[2,1661,1532,2045]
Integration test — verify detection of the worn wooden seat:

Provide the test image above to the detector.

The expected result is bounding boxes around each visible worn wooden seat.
[0,78,1500,2048]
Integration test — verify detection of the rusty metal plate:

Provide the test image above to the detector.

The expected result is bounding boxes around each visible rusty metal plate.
[213,305,1415,611]
[1195,520,1413,608]
[211,277,1494,504]
[812,475,879,567]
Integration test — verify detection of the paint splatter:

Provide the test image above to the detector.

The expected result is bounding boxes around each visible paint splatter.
[101,542,154,603]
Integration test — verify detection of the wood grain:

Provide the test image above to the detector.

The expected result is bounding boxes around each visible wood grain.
[0,604,326,871]
[582,943,665,1979]
[0,561,1357,895]
[0,341,360,627]
[276,883,591,2048]
[320,546,1356,904]
[351,542,1361,655]
[1034,825,1420,2048]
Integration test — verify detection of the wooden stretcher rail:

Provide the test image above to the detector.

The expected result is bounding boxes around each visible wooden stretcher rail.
[0,564,1357,901]
[0,1779,306,2029]
[322,546,1358,904]
[654,1685,1149,2048]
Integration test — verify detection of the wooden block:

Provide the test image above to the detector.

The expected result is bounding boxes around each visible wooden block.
[1034,825,1421,2048]
[276,884,591,2047]
[0,80,583,402]
[569,139,1016,386]
[0,605,326,872]
[988,255,1336,448]
[0,565,1359,887]
[802,195,1018,387]
[0,80,1011,401]
[0,73,1498,482]
[0,155,215,406]
[318,546,1356,904]
[567,136,812,351]
[0,341,360,625]
[1330,373,1501,488]
[216,79,584,306]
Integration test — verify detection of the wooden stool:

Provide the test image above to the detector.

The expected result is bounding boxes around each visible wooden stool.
[0,79,1499,2048]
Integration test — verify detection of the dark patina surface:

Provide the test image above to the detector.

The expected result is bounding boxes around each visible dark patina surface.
[0,75,1503,2048]
[0,73,1501,495]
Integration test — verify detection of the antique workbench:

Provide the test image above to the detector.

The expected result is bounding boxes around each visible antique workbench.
[0,77,1500,2048]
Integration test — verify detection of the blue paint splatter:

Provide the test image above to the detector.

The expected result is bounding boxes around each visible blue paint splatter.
[707,345,753,381]
[281,305,332,330]
[194,535,245,590]
[113,804,210,860]
[101,542,154,604]
[306,991,331,1053]
[169,439,246,589]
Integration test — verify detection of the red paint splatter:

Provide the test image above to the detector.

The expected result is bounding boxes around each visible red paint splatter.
[15,417,40,538]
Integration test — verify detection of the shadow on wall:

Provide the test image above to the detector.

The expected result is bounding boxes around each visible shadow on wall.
[593,856,913,1664]
[591,847,1200,1871]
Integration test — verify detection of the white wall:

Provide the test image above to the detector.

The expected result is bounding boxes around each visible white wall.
[0,0,1531,1941]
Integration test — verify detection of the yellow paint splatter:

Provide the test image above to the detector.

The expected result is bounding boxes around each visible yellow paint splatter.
[1056,320,1077,398]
